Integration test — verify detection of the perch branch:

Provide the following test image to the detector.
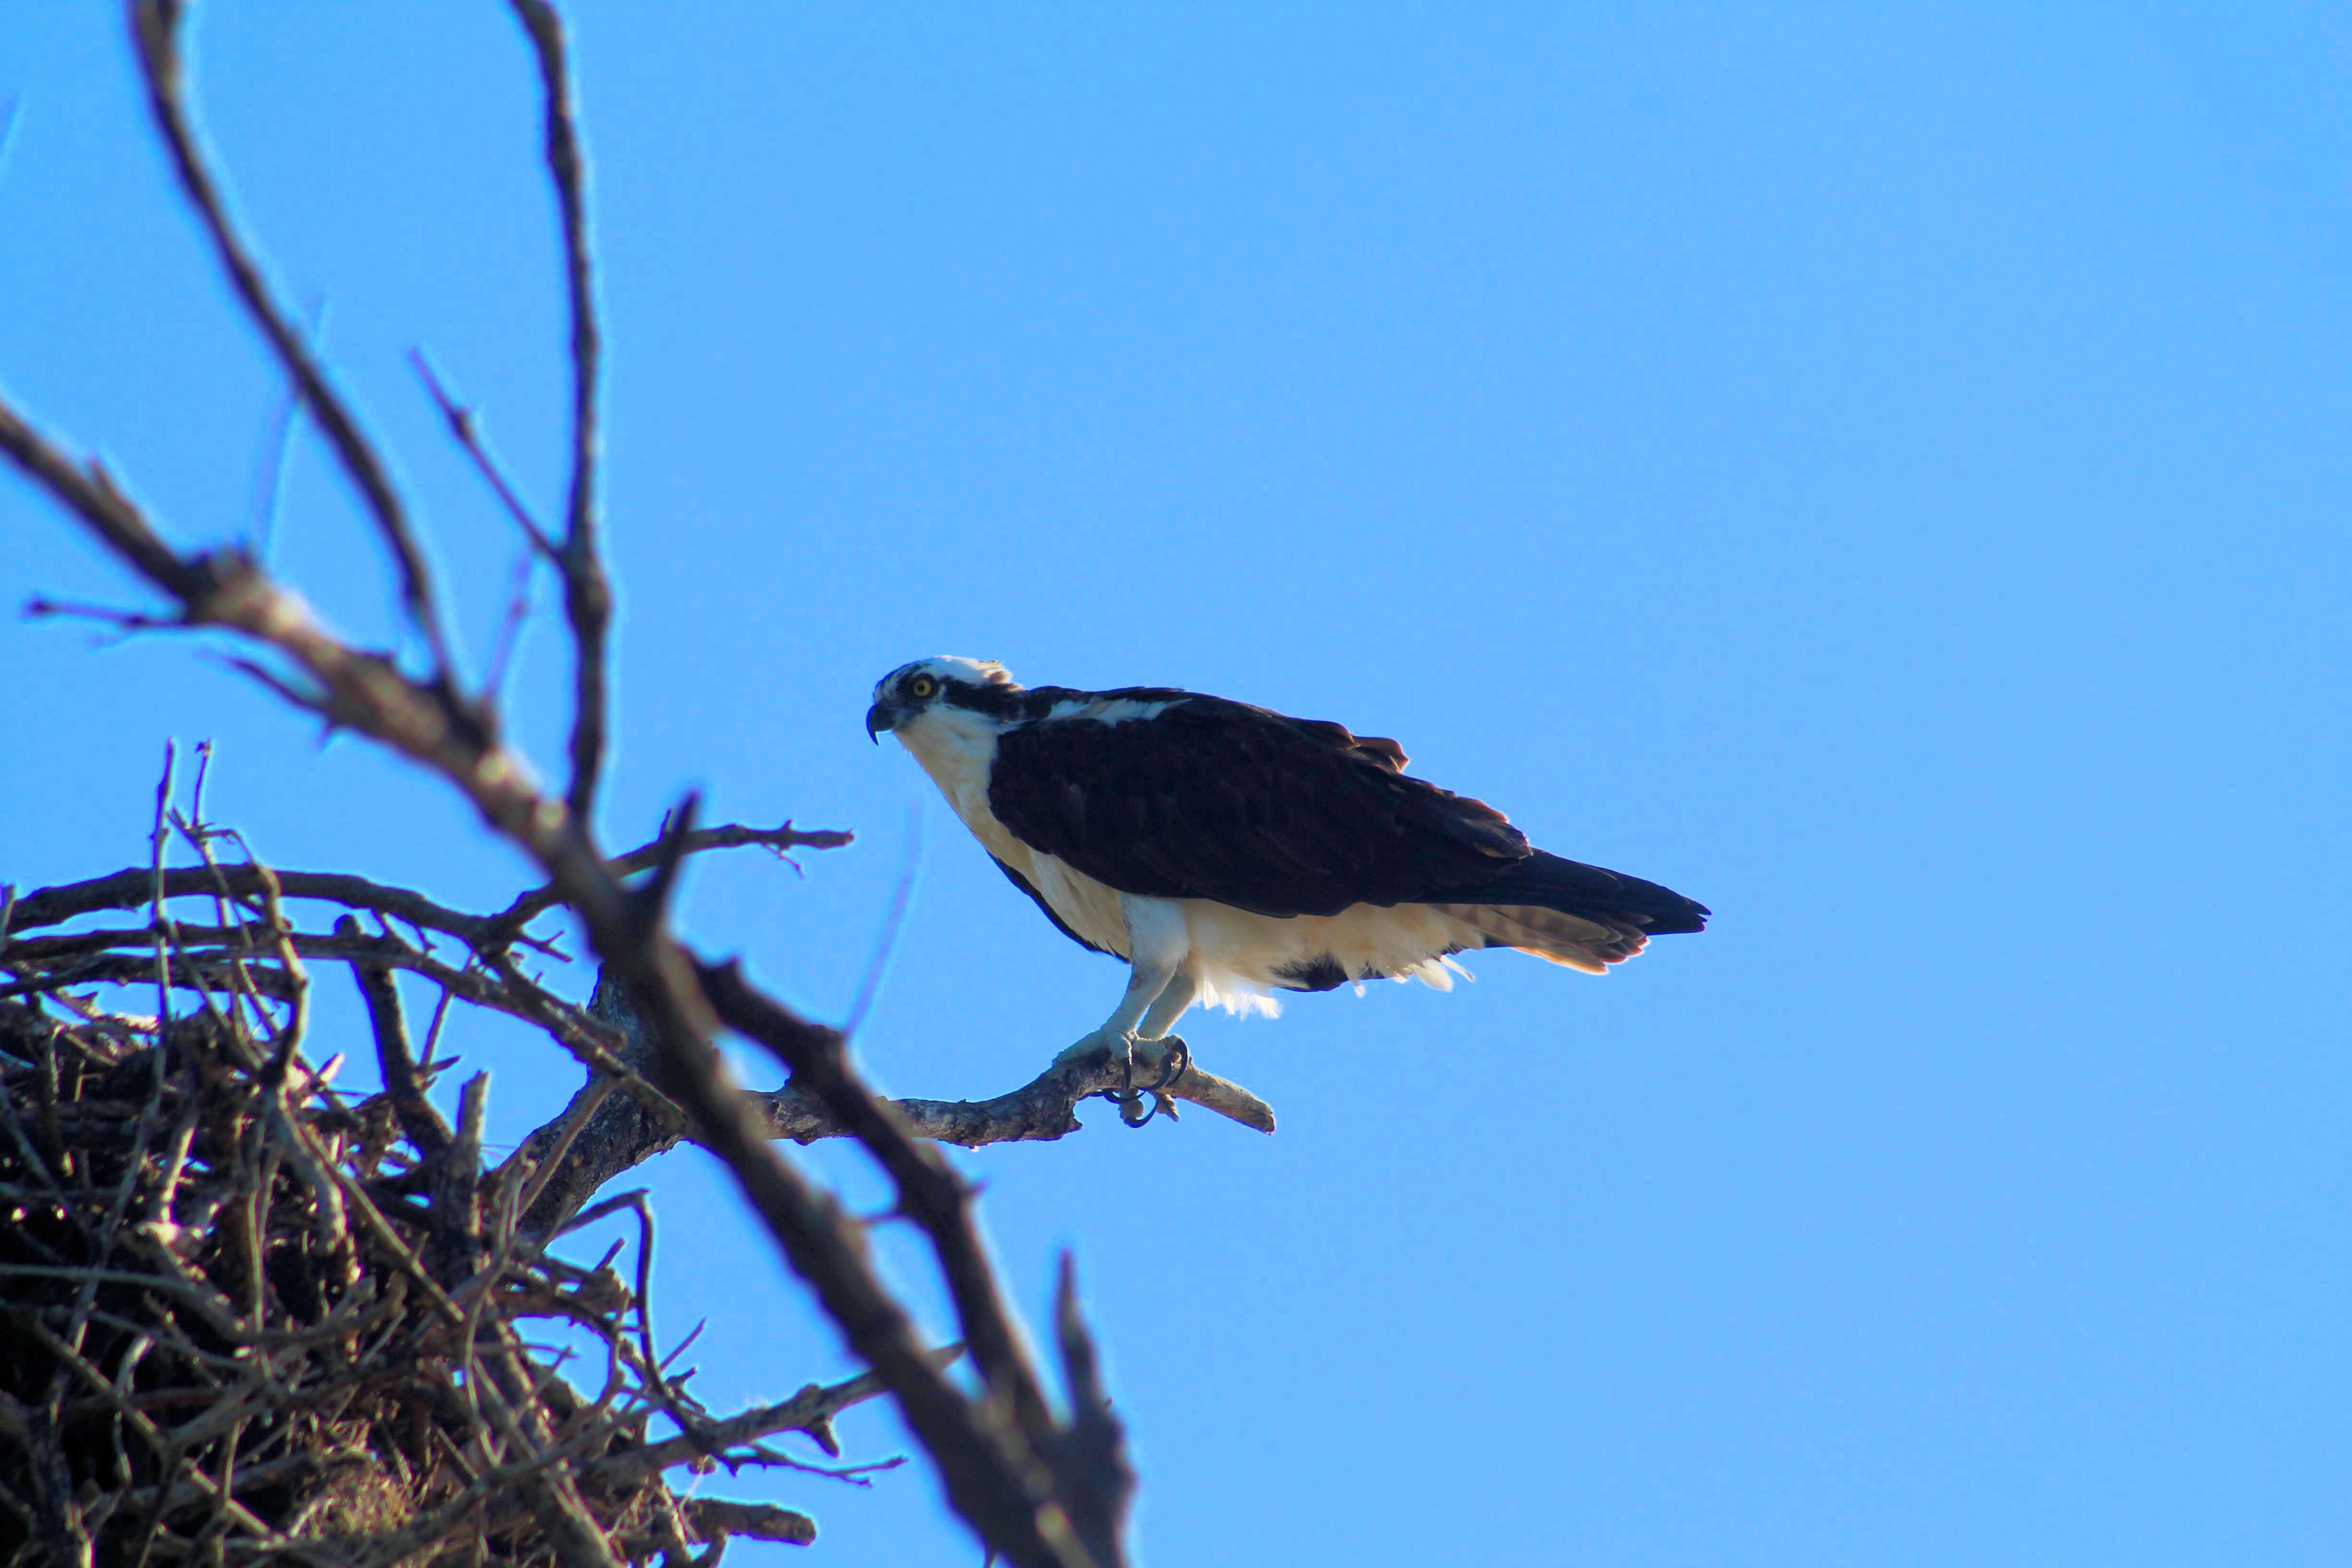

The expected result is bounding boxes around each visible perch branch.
[756,1039,1275,1145]
[505,971,1271,1240]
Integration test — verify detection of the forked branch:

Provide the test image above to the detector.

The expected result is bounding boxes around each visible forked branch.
[2,5,1149,1562]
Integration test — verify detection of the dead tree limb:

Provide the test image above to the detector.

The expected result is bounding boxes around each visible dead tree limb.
[10,820,855,956]
[507,0,612,830]
[655,951,1104,1568]
[588,1347,964,1490]
[342,914,453,1159]
[4,4,1162,1561]
[693,956,1136,1568]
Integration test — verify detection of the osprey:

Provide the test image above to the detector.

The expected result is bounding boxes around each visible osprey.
[866,656,1708,1073]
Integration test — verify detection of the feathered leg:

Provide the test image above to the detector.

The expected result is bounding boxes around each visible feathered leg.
[1054,895,1190,1077]
[1137,968,1197,1041]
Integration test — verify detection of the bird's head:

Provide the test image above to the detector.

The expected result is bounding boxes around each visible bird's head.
[866,656,1022,743]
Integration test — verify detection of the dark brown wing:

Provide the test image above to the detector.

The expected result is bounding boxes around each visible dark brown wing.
[986,694,1529,917]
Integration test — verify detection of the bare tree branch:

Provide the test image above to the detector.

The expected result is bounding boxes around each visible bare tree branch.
[3,380,523,842]
[0,398,222,605]
[755,1042,1275,1146]
[12,865,518,949]
[5,7,1156,1560]
[9,822,850,955]
[589,1346,963,1488]
[484,820,855,943]
[681,1496,818,1547]
[130,0,457,678]
[1048,1253,1132,1560]
[410,350,559,560]
[340,916,452,1159]
[650,969,1097,1568]
[694,961,1050,1417]
[506,0,612,831]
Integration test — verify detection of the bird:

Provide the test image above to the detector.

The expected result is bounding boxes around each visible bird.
[866,656,1708,1086]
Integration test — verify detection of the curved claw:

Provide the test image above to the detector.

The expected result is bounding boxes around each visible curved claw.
[1059,1029,1194,1127]
[1147,1036,1191,1094]
[1116,1036,1189,1128]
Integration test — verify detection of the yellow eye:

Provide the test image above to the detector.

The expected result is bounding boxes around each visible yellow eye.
[907,676,937,699]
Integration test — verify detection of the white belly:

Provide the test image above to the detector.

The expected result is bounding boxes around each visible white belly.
[1016,844,1483,1019]
[1184,895,1485,1015]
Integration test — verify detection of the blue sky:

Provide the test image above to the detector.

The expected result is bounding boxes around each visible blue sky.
[4,5,2348,1564]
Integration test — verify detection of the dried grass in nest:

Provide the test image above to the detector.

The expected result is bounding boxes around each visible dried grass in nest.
[0,923,847,1567]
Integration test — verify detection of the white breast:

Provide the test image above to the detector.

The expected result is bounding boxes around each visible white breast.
[892,707,1130,955]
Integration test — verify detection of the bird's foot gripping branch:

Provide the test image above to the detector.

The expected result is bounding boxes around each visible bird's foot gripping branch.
[757,1031,1270,1146]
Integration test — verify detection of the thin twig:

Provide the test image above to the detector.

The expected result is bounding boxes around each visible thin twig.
[147,740,177,1052]
[483,541,538,705]
[0,94,22,190]
[483,821,854,941]
[407,351,557,559]
[843,806,921,1039]
[245,296,324,561]
[588,1345,961,1488]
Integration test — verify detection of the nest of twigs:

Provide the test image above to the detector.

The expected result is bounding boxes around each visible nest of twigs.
[0,833,892,1568]
[0,994,836,1568]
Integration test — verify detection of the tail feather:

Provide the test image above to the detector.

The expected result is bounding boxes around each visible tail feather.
[1454,850,1709,937]
[1423,850,1707,971]
[1434,902,1644,973]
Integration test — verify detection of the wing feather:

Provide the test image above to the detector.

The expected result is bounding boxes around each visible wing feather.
[987,695,1528,918]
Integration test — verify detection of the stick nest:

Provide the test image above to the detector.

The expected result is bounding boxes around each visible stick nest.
[0,981,813,1566]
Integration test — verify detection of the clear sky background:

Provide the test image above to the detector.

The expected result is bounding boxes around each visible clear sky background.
[4,5,2348,1564]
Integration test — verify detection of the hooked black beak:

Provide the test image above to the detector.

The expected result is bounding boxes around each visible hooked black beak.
[865,701,898,744]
